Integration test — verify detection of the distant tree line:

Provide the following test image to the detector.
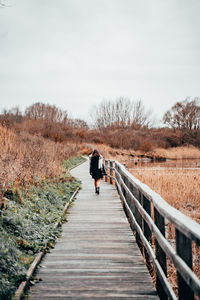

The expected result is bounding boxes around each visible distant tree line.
[0,97,199,149]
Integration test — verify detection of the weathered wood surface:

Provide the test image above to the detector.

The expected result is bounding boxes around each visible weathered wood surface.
[27,160,159,299]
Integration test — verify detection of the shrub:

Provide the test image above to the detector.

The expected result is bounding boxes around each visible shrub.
[0,156,84,300]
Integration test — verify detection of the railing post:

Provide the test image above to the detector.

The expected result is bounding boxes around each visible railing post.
[176,229,194,300]
[121,173,125,197]
[128,181,135,215]
[143,195,152,270]
[121,173,127,215]
[105,160,108,182]
[154,207,167,300]
[110,161,113,184]
[127,181,136,231]
[115,164,119,193]
[135,190,143,254]
[124,175,132,220]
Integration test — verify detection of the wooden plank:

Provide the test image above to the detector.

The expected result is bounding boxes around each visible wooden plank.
[30,291,158,297]
[27,160,158,300]
[30,296,158,299]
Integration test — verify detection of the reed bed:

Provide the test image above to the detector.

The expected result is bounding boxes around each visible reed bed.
[130,168,200,222]
[151,145,200,159]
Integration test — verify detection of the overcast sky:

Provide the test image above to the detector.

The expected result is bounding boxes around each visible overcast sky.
[0,0,200,122]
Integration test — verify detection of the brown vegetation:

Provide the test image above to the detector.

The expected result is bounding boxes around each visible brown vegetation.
[129,167,200,222]
[0,124,83,197]
[150,145,200,159]
[0,102,93,204]
[1,98,199,298]
[0,99,200,199]
[1,99,200,152]
[128,158,200,298]
[0,98,199,299]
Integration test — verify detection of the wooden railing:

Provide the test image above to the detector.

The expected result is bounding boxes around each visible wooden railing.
[104,159,200,300]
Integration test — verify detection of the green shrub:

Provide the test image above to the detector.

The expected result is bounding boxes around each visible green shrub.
[63,155,86,170]
[0,156,84,299]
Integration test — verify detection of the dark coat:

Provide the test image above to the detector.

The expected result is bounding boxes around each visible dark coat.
[89,155,106,180]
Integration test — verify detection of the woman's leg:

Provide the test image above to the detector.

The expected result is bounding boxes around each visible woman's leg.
[96,179,100,188]
[94,179,100,187]
[94,179,101,194]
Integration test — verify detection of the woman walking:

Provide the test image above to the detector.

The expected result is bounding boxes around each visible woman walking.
[89,149,106,194]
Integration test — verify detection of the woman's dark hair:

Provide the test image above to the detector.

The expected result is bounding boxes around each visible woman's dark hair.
[92,149,100,157]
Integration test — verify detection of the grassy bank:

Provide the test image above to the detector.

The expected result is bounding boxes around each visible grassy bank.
[0,156,86,300]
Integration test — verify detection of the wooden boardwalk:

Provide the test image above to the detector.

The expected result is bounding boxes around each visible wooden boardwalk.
[28,160,159,299]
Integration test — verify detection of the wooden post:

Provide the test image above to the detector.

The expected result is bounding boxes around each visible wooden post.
[135,191,143,254]
[154,207,167,300]
[176,229,194,300]
[110,161,113,184]
[143,195,152,271]
[128,181,136,231]
[122,173,125,197]
[122,173,127,215]
[115,164,119,193]
[124,175,128,198]
[124,175,132,221]
[128,181,135,215]
[113,161,116,187]
[105,160,108,182]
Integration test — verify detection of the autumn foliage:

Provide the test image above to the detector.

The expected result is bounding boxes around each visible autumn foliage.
[0,124,81,189]
[0,98,200,197]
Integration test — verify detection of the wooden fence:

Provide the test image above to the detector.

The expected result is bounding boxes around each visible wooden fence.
[104,159,200,300]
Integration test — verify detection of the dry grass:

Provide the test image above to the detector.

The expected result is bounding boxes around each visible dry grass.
[129,166,200,298]
[0,125,81,193]
[151,145,200,159]
[94,145,200,164]
[87,143,137,160]
[129,168,200,223]
[91,143,200,223]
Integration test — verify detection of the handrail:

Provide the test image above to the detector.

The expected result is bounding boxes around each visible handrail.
[104,159,200,300]
[116,162,200,244]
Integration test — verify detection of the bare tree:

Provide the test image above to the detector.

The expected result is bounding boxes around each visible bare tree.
[70,118,88,129]
[91,97,133,129]
[163,98,200,130]
[91,97,153,129]
[132,100,153,129]
[25,102,69,124]
[0,106,23,127]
